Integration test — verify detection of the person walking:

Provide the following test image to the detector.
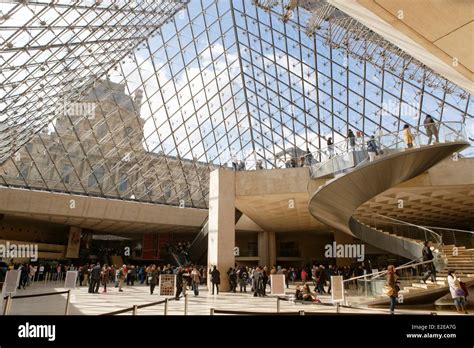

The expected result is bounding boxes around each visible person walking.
[367,136,379,162]
[447,270,468,314]
[403,124,414,148]
[421,241,436,283]
[424,115,439,144]
[385,265,399,314]
[210,266,220,295]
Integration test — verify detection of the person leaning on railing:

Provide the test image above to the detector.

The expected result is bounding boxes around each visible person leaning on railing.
[403,124,414,148]
[424,115,439,145]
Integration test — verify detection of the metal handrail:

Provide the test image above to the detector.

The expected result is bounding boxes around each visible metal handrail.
[308,120,467,170]
[342,259,434,283]
[367,212,443,249]
[100,295,183,316]
[229,121,469,170]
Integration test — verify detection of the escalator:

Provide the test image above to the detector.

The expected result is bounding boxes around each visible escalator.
[188,209,243,264]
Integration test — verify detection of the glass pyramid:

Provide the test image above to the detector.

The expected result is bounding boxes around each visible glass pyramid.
[0,0,472,209]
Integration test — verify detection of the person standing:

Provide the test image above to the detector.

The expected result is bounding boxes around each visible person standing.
[424,115,439,144]
[347,129,356,149]
[305,148,314,166]
[385,265,399,314]
[101,264,109,293]
[447,270,468,314]
[237,266,248,292]
[252,267,262,297]
[147,265,158,295]
[117,266,125,292]
[403,124,414,148]
[175,267,184,300]
[210,266,220,295]
[327,137,334,158]
[191,267,201,296]
[89,262,101,294]
[421,241,436,283]
[227,267,237,293]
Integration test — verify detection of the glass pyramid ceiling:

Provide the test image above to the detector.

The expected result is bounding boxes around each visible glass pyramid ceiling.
[0,0,472,210]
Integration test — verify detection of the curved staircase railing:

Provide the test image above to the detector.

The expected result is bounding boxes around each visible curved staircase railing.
[308,121,470,260]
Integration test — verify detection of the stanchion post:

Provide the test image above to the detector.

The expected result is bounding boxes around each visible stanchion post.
[3,295,12,316]
[336,302,340,314]
[164,298,168,316]
[184,294,188,315]
[210,308,215,316]
[277,298,280,313]
[64,290,71,315]
[132,305,138,316]
[299,310,305,316]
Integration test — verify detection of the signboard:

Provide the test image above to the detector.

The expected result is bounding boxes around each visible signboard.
[331,275,344,303]
[270,274,285,295]
[64,271,78,289]
[3,270,21,295]
[66,227,81,258]
[158,274,176,297]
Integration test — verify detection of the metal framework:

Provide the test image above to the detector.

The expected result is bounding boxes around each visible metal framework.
[0,0,472,210]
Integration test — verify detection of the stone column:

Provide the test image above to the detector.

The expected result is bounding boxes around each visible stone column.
[268,231,276,267]
[258,231,277,267]
[258,231,269,267]
[207,169,235,292]
[333,230,355,267]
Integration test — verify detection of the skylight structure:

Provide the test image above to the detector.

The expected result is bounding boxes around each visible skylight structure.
[0,0,472,209]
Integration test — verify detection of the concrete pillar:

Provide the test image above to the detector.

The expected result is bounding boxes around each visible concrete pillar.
[207,169,235,292]
[258,231,276,267]
[258,231,269,267]
[269,231,276,267]
[333,230,355,267]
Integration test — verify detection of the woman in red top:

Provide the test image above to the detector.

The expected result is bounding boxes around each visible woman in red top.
[301,269,308,283]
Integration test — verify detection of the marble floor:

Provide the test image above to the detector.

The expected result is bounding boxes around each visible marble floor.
[2,281,470,316]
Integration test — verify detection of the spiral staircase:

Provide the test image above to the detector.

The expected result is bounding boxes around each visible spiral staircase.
[308,122,473,305]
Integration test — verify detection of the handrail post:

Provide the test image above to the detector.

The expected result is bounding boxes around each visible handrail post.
[277,297,280,313]
[3,295,12,315]
[210,308,215,316]
[64,290,71,315]
[132,305,138,316]
[164,298,168,316]
[184,294,188,315]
